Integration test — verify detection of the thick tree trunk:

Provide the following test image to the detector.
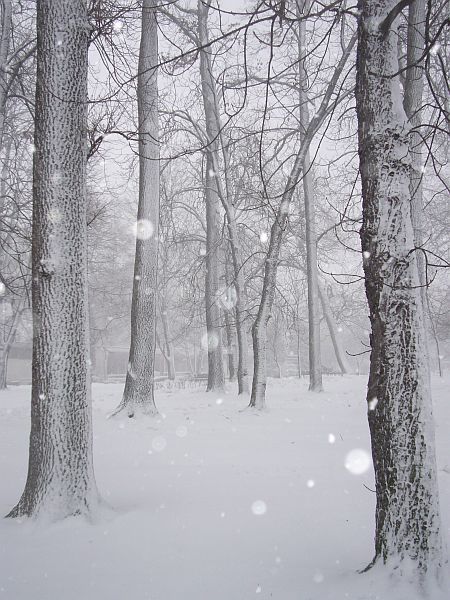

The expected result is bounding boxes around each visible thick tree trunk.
[356,0,442,578]
[298,0,323,392]
[204,153,225,391]
[197,0,249,394]
[114,0,159,417]
[7,0,98,519]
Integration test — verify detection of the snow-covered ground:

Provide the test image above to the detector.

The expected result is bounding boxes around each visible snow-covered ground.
[0,374,449,600]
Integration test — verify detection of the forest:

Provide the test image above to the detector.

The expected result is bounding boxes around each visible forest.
[0,1,449,599]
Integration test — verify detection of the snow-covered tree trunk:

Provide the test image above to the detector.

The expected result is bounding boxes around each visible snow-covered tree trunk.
[7,0,99,519]
[204,153,225,391]
[297,0,323,392]
[0,0,12,149]
[114,0,159,417]
[356,0,443,579]
[198,0,249,395]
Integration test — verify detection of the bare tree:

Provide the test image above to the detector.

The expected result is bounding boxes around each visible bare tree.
[356,0,443,580]
[7,0,99,519]
[114,0,160,417]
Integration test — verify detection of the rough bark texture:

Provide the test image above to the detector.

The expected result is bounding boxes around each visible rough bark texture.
[298,0,323,392]
[204,153,225,391]
[114,0,159,417]
[198,0,249,394]
[356,0,443,579]
[7,0,98,519]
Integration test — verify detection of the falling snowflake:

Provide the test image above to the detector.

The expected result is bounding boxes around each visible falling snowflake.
[152,436,167,452]
[345,448,371,475]
[251,500,267,515]
[328,433,336,444]
[176,425,188,438]
[132,219,154,240]
[368,397,378,411]
[306,479,315,488]
[260,231,269,243]
[216,286,237,311]
[201,331,219,351]
[313,571,324,583]
[113,20,124,33]
[216,398,223,405]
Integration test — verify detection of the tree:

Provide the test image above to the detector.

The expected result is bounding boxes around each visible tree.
[114,0,160,417]
[7,0,99,519]
[297,0,323,391]
[356,0,443,580]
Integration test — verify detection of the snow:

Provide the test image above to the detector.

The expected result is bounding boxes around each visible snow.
[1,374,449,600]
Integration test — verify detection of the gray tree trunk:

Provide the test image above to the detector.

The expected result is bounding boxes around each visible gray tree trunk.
[114,0,159,417]
[0,0,12,149]
[7,0,99,519]
[318,285,349,374]
[297,0,323,392]
[356,0,443,579]
[197,0,249,394]
[204,153,225,391]
[159,299,175,380]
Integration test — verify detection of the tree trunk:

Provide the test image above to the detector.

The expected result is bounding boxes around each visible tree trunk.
[114,0,159,417]
[0,343,8,389]
[356,0,442,579]
[224,308,237,381]
[159,300,175,380]
[297,0,323,391]
[197,0,249,394]
[0,0,12,149]
[318,285,349,374]
[404,0,426,303]
[7,0,98,519]
[204,153,225,391]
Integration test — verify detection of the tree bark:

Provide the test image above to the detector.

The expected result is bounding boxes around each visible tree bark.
[0,0,12,149]
[404,0,426,305]
[297,0,323,392]
[7,0,99,519]
[204,152,225,391]
[197,0,249,394]
[356,0,442,578]
[114,0,159,417]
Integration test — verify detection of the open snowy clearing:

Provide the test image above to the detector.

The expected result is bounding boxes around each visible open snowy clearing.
[1,374,449,600]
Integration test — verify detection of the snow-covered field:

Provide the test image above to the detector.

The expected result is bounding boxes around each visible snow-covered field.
[1,374,449,600]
